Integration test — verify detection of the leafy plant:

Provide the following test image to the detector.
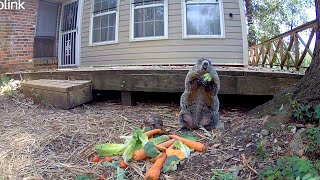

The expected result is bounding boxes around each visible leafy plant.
[259,156,320,180]
[304,125,320,154]
[179,131,197,141]
[0,75,9,86]
[289,98,320,123]
[75,174,95,180]
[103,161,127,180]
[256,142,267,160]
[210,169,234,180]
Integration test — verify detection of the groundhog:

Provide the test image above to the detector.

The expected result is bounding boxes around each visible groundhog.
[178,58,220,130]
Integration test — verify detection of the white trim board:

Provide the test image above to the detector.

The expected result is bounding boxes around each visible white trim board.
[238,0,248,66]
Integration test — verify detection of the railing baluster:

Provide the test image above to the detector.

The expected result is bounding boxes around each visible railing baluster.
[248,20,316,71]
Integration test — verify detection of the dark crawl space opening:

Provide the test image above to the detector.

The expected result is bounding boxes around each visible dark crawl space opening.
[92,90,273,111]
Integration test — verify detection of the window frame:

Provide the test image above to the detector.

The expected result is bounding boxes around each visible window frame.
[182,0,225,39]
[89,0,119,46]
[130,0,168,42]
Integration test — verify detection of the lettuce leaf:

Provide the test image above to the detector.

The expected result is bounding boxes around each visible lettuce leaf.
[144,141,160,158]
[150,135,170,145]
[123,128,149,162]
[180,131,197,141]
[173,140,191,158]
[93,143,127,156]
[162,155,180,173]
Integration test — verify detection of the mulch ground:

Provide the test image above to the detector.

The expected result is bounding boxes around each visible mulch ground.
[0,93,276,180]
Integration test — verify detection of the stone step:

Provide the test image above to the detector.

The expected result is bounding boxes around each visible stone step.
[21,79,92,109]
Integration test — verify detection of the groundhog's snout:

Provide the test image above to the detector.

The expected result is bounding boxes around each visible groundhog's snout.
[202,61,209,71]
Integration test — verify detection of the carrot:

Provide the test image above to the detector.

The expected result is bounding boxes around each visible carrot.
[145,153,167,180]
[133,139,175,161]
[150,153,162,163]
[144,129,163,137]
[168,135,205,152]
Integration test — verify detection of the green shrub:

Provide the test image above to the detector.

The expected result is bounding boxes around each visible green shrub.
[259,156,320,180]
[305,125,320,154]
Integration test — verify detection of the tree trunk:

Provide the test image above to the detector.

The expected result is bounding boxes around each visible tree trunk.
[244,0,256,46]
[294,0,320,105]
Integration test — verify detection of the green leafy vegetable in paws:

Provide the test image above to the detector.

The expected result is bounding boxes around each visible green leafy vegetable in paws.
[202,73,212,82]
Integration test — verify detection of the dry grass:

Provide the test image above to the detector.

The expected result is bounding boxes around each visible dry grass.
[0,93,268,180]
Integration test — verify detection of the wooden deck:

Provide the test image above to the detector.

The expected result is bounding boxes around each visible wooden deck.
[7,66,303,103]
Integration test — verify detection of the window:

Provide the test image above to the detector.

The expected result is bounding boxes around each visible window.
[34,0,59,58]
[131,0,168,41]
[183,0,224,38]
[91,0,118,44]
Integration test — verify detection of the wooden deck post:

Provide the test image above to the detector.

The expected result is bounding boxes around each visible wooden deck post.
[121,91,135,106]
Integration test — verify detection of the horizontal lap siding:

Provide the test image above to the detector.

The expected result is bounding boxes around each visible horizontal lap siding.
[80,0,244,66]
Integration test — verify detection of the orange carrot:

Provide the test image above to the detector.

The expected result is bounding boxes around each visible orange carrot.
[150,153,162,163]
[133,148,148,161]
[168,135,205,152]
[144,129,163,137]
[145,153,167,180]
[133,139,175,161]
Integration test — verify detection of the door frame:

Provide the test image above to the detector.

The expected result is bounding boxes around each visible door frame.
[58,0,83,67]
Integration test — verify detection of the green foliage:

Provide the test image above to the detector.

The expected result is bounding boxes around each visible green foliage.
[122,128,148,162]
[144,141,159,158]
[304,125,320,153]
[287,95,320,123]
[259,156,320,180]
[162,155,180,173]
[256,142,267,160]
[0,75,10,86]
[210,169,234,180]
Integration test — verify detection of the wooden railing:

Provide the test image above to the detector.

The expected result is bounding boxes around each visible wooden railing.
[248,20,317,71]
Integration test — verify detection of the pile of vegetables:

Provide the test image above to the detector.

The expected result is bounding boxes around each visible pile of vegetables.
[92,128,205,180]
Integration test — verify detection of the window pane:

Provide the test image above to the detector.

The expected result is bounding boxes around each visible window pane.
[109,0,117,9]
[145,22,154,37]
[101,28,108,41]
[109,13,116,26]
[155,21,164,36]
[210,19,221,34]
[93,29,100,42]
[155,6,164,20]
[144,7,154,21]
[186,0,216,2]
[93,16,101,29]
[94,2,101,12]
[101,0,108,12]
[108,27,115,41]
[186,4,221,35]
[101,15,108,28]
[134,23,144,38]
[134,9,143,22]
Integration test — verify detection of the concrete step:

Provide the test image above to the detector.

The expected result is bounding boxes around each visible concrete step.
[21,79,92,109]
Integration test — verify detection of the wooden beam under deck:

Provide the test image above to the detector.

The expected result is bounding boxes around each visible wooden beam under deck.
[7,68,303,96]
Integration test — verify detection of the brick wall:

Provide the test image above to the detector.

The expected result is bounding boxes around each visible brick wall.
[0,0,38,73]
[0,0,59,74]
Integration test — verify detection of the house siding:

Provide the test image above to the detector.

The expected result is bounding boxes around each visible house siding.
[80,0,245,66]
